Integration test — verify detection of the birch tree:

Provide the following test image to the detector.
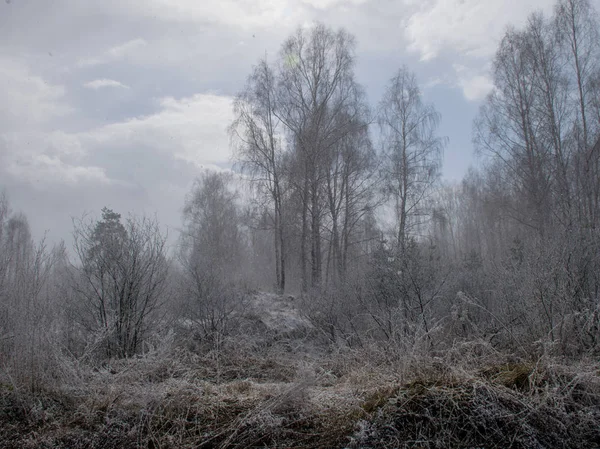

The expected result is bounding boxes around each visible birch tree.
[555,0,600,228]
[231,60,288,293]
[276,23,361,291]
[379,67,445,252]
[179,172,245,338]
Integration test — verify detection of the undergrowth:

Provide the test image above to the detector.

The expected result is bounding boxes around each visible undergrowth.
[1,340,599,448]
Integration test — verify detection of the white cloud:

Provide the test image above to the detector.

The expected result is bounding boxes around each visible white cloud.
[300,0,369,9]
[453,64,494,101]
[458,74,494,101]
[83,93,234,167]
[77,38,148,67]
[125,0,300,29]
[0,129,115,190]
[424,75,453,89]
[404,0,554,61]
[402,0,555,101]
[5,154,113,187]
[107,38,147,58]
[84,78,130,89]
[0,59,72,131]
[0,59,105,191]
[1,92,234,195]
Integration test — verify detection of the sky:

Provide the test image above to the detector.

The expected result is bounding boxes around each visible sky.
[0,0,579,248]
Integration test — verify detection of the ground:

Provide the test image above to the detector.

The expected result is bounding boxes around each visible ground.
[1,293,600,448]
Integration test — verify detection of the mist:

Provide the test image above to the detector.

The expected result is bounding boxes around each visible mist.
[2,1,600,447]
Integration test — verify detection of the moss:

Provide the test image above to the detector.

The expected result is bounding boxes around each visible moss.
[481,362,534,391]
[361,385,400,414]
[348,378,598,449]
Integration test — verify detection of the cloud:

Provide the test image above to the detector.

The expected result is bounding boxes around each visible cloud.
[421,65,493,101]
[458,74,494,102]
[2,92,234,190]
[404,0,554,61]
[0,131,112,188]
[0,58,72,131]
[453,64,494,101]
[107,38,147,58]
[300,0,369,9]
[0,58,98,190]
[2,0,528,244]
[5,154,113,187]
[80,93,234,170]
[77,38,148,67]
[402,0,555,101]
[83,78,130,89]
[424,74,454,89]
[120,0,300,29]
[0,91,235,246]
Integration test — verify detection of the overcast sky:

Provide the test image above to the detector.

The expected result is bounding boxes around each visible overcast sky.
[0,0,586,248]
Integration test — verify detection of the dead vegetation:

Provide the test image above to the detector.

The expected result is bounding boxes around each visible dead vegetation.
[1,338,599,449]
[350,359,600,448]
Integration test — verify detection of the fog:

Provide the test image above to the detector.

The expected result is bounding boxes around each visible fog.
[2,1,600,447]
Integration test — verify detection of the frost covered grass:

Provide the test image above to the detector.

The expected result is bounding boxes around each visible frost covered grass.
[1,337,600,449]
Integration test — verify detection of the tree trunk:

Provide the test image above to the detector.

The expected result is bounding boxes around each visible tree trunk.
[311,178,322,290]
[301,173,309,293]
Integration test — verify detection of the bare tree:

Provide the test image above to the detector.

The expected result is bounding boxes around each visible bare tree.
[179,171,246,339]
[323,106,377,284]
[276,23,359,292]
[73,208,169,359]
[0,191,10,298]
[555,0,599,146]
[231,60,288,293]
[526,13,573,223]
[555,0,600,229]
[0,194,57,391]
[475,26,554,237]
[379,67,445,252]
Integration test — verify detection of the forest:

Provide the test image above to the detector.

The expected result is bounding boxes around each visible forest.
[2,0,600,447]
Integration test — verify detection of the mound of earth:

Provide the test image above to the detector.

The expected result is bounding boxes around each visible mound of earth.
[240,292,313,335]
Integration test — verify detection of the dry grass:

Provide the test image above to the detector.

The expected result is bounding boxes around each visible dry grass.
[1,340,599,448]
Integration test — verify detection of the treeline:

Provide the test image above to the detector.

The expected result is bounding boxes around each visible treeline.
[465,0,600,354]
[1,0,600,393]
